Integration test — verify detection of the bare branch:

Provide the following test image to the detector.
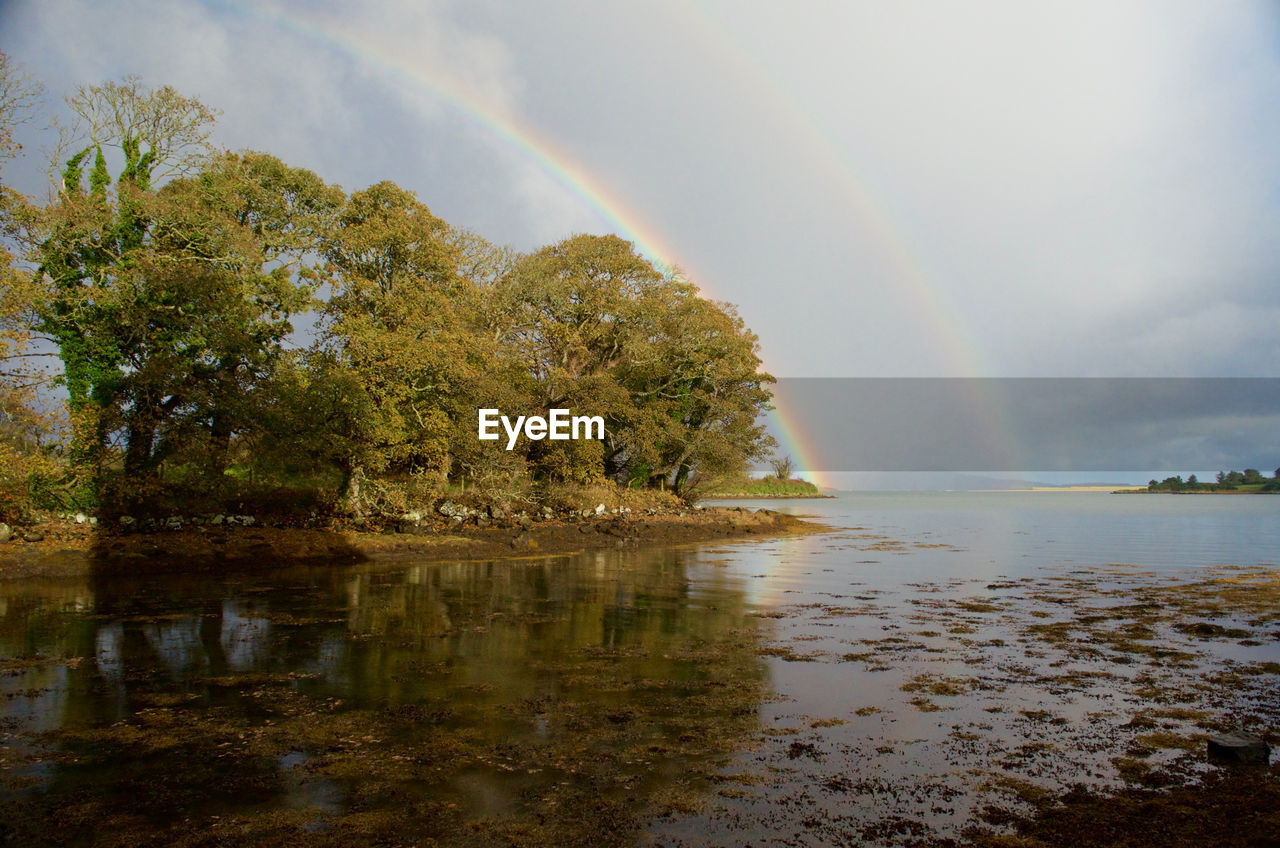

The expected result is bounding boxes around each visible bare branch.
[0,52,44,165]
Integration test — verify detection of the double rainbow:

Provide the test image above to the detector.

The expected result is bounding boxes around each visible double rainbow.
[219,2,1006,487]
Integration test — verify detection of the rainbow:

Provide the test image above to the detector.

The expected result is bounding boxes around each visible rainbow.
[214,2,1014,487]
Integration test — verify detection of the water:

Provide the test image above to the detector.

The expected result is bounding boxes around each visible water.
[1,492,1277,845]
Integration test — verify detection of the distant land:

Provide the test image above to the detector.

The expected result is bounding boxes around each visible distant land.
[696,475,831,499]
[1119,469,1280,494]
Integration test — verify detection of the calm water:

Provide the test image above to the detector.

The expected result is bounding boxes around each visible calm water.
[1,492,1277,845]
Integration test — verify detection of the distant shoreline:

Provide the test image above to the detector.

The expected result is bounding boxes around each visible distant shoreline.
[699,492,835,500]
[1112,488,1277,495]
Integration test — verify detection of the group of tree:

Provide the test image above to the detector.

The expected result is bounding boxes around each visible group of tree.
[1146,469,1280,493]
[0,64,775,520]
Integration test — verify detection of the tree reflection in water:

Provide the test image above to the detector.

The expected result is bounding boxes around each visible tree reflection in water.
[0,547,768,846]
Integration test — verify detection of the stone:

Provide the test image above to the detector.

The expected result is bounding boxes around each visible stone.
[0,523,10,543]
[237,515,255,527]
[438,501,465,518]
[74,512,87,524]
[88,517,98,527]
[165,516,184,530]
[1208,731,1271,764]
[595,503,606,515]
[119,516,137,529]
[22,530,45,543]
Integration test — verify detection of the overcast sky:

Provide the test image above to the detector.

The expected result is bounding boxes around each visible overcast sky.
[3,1,1278,480]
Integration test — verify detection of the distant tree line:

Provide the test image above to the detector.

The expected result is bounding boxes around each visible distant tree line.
[0,66,775,520]
[1147,468,1280,493]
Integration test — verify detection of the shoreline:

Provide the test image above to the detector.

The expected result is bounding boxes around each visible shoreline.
[698,492,834,500]
[0,507,829,581]
[1113,488,1278,495]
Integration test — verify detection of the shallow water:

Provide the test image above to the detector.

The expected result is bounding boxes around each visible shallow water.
[1,492,1277,845]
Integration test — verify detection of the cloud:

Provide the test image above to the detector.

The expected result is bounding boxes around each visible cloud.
[3,0,1279,383]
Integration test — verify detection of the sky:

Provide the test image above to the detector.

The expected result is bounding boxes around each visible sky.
[2,0,1278,483]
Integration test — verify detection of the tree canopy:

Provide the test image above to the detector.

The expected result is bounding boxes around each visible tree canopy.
[0,68,776,520]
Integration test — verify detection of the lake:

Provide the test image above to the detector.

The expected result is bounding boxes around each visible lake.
[2,492,1277,845]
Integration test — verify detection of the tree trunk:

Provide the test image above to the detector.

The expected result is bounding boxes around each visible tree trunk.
[124,417,156,480]
[340,463,364,516]
[207,408,232,481]
[673,462,691,493]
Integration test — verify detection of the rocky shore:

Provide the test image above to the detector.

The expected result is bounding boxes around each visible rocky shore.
[0,505,826,581]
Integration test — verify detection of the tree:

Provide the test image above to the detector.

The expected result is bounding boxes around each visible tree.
[26,142,341,501]
[771,455,795,480]
[319,181,483,511]
[0,54,54,517]
[500,236,774,490]
[1243,468,1262,485]
[0,52,42,164]
[54,75,217,188]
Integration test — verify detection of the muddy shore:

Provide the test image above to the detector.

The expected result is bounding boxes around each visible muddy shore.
[0,506,826,581]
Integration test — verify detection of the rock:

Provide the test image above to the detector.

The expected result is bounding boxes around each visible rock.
[22,530,45,543]
[74,512,87,524]
[518,515,532,530]
[1208,731,1271,764]
[0,523,9,543]
[88,517,98,527]
[401,511,422,524]
[438,501,465,518]
[237,515,255,527]
[165,516,184,530]
[595,503,606,515]
[210,515,225,526]
[119,516,136,530]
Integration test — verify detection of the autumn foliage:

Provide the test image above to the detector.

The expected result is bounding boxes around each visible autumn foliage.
[0,66,775,520]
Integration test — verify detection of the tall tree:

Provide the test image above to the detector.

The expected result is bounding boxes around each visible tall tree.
[319,182,474,511]
[0,54,53,517]
[27,138,340,497]
[500,235,774,490]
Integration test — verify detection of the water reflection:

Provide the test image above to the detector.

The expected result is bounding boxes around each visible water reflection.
[0,548,767,846]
